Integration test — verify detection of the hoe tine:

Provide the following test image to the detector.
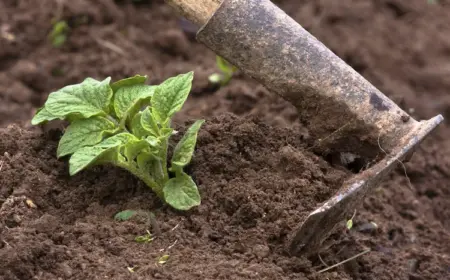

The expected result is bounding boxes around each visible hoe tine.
[288,115,443,255]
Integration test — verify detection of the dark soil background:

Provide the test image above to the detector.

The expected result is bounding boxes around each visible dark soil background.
[1,0,449,279]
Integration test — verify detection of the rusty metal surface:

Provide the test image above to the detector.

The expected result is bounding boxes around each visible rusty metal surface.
[288,114,443,255]
[196,0,444,255]
[197,0,421,160]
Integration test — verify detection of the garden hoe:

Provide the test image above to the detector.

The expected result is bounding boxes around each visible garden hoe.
[165,0,444,255]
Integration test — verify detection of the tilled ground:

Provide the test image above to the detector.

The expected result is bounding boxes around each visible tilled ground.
[0,0,449,279]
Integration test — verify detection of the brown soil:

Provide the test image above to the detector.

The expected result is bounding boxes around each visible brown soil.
[1,0,450,279]
[0,114,352,280]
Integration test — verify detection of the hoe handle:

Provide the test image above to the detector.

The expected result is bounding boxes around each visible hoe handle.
[165,0,222,26]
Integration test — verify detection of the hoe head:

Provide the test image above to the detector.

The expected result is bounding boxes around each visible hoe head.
[167,0,444,254]
[288,114,443,254]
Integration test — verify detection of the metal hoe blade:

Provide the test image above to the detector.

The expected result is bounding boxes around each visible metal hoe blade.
[288,114,443,254]
[195,0,444,254]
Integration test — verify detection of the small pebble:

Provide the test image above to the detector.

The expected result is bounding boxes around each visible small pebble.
[60,263,73,278]
[13,214,21,224]
[253,244,270,258]
[356,222,378,232]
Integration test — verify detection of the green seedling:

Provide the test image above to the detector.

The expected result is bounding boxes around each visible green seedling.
[208,56,238,86]
[346,210,357,230]
[157,254,170,265]
[49,20,69,47]
[114,210,137,221]
[346,218,353,230]
[32,72,205,210]
[135,230,154,243]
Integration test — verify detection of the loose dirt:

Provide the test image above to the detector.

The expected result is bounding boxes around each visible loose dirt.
[1,0,449,279]
[0,114,352,279]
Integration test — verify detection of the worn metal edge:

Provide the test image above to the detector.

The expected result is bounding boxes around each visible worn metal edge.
[288,114,444,255]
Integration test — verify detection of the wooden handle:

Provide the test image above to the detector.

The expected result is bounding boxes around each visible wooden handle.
[165,0,222,26]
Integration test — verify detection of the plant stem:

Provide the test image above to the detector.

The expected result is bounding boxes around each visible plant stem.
[119,114,129,132]
[155,160,166,185]
[160,138,169,181]
[115,161,164,199]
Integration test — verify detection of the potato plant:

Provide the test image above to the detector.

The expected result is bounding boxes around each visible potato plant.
[32,72,204,210]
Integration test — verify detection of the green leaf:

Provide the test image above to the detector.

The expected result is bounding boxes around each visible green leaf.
[31,106,61,125]
[216,56,237,74]
[123,139,149,162]
[69,133,136,175]
[160,127,174,138]
[111,75,147,92]
[171,120,205,169]
[45,77,113,120]
[130,112,148,139]
[97,133,137,148]
[157,254,170,264]
[137,152,164,183]
[213,56,237,86]
[69,146,117,176]
[135,230,153,243]
[137,152,155,171]
[113,84,155,120]
[146,136,160,148]
[346,210,356,230]
[141,107,160,136]
[114,210,137,221]
[57,116,116,158]
[346,219,353,230]
[163,173,200,210]
[52,34,66,47]
[50,21,69,37]
[152,72,193,122]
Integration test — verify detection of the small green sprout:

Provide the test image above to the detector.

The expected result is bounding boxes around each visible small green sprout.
[346,210,357,230]
[49,20,69,47]
[32,72,204,210]
[158,254,170,265]
[346,218,353,230]
[135,230,153,243]
[208,56,238,86]
[114,210,137,221]
[127,266,138,273]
